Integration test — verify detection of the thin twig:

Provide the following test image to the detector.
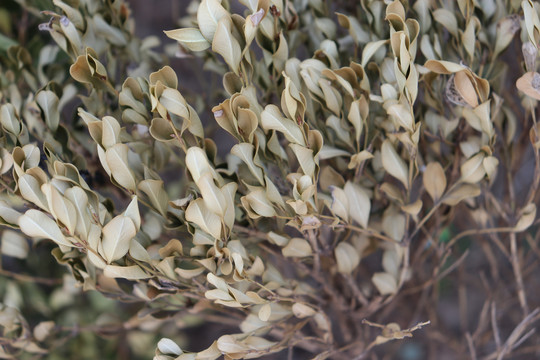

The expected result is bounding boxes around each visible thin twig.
[509,232,529,315]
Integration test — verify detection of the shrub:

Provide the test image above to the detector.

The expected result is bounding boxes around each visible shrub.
[0,0,539,359]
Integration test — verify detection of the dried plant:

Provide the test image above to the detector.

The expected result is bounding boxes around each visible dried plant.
[0,0,539,359]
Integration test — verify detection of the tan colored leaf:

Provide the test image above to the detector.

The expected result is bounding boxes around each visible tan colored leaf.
[33,321,55,342]
[454,71,478,107]
[330,186,349,222]
[217,335,248,354]
[185,198,222,239]
[381,140,409,189]
[344,181,370,228]
[42,183,77,235]
[101,116,121,149]
[361,39,388,67]
[292,302,316,318]
[515,203,536,231]
[423,162,446,201]
[0,104,21,135]
[35,90,60,132]
[101,215,137,263]
[64,187,91,239]
[105,144,137,192]
[197,0,230,41]
[230,143,265,185]
[382,207,406,242]
[0,148,13,175]
[242,189,276,217]
[164,28,211,51]
[261,104,306,146]
[159,88,190,118]
[221,182,238,232]
[18,174,49,211]
[516,72,540,100]
[282,237,312,257]
[0,200,22,225]
[372,272,398,295]
[461,153,486,183]
[387,103,414,132]
[290,144,316,178]
[123,196,141,230]
[258,303,271,321]
[441,183,481,205]
[335,242,360,274]
[185,147,216,183]
[433,9,458,36]
[401,199,423,216]
[1,230,28,259]
[197,172,227,217]
[103,265,151,279]
[18,209,72,247]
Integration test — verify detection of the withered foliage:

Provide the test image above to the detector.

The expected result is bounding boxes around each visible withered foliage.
[0,0,539,359]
